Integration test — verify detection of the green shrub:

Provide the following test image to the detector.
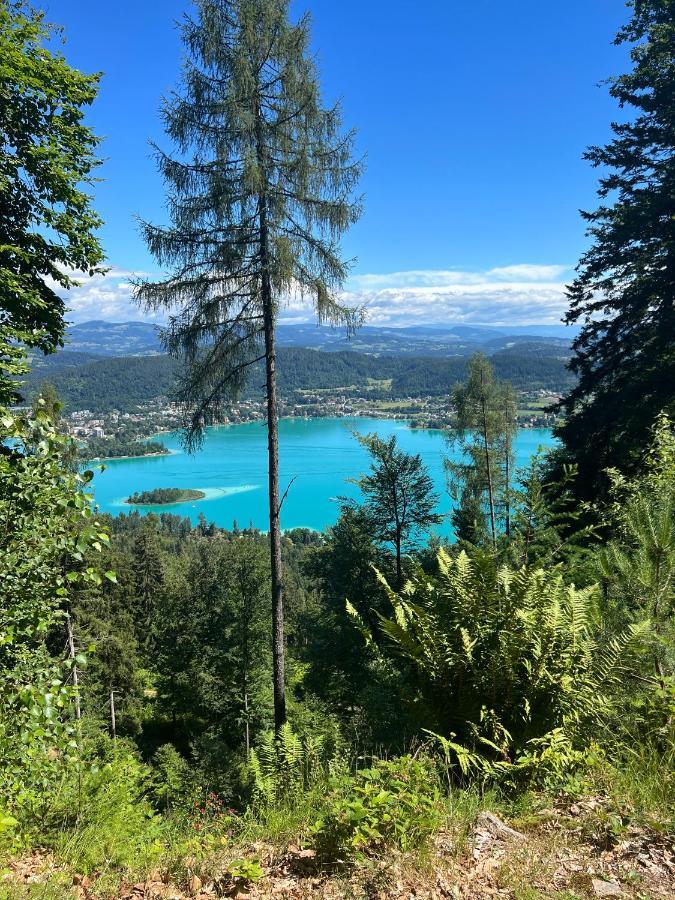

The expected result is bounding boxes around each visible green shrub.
[597,416,675,754]
[0,408,112,828]
[367,550,649,782]
[311,756,442,862]
[52,740,166,879]
[151,743,193,812]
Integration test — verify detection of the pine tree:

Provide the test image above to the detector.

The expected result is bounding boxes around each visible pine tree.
[499,381,518,538]
[557,0,675,501]
[349,433,442,588]
[135,0,362,731]
[132,524,165,650]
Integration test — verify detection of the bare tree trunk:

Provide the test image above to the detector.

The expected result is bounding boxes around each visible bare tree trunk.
[477,368,497,550]
[66,612,81,721]
[67,610,84,815]
[505,432,511,539]
[244,691,250,757]
[262,296,286,733]
[395,534,402,590]
[256,111,286,733]
[110,690,117,740]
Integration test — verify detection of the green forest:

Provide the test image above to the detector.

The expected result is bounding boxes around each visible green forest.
[1,1,674,899]
[25,347,574,415]
[82,439,169,462]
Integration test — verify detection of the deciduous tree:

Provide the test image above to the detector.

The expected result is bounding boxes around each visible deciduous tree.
[0,3,103,405]
[446,354,516,549]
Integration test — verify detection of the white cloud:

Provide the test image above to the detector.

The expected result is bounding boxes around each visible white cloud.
[485,264,569,282]
[53,267,166,325]
[343,283,569,327]
[59,263,573,328]
[347,264,570,291]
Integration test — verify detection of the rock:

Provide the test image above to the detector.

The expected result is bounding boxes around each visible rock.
[591,878,622,897]
[271,878,296,894]
[475,812,526,842]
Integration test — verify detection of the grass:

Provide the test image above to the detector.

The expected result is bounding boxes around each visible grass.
[2,745,674,899]
[591,746,675,829]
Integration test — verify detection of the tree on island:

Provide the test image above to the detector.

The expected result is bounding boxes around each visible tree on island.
[134,0,362,731]
[127,488,205,506]
[0,4,104,406]
[348,433,442,588]
[556,0,675,502]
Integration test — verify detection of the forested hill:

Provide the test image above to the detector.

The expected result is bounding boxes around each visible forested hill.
[24,345,574,413]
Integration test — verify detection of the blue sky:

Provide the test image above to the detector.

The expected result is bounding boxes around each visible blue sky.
[45,0,630,328]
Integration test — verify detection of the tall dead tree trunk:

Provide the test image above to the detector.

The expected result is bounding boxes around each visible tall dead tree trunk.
[257,102,286,733]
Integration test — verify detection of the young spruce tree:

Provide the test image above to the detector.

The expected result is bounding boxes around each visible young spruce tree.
[557,0,675,502]
[350,433,442,588]
[135,0,362,730]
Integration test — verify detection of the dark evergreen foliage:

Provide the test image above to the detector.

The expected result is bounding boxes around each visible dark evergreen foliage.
[348,433,443,587]
[557,0,675,501]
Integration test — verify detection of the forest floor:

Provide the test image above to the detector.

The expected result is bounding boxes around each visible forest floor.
[2,795,674,900]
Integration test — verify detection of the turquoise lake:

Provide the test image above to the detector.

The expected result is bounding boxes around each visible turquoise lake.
[89,417,555,536]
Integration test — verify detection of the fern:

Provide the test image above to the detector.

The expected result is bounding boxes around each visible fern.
[246,724,343,805]
[371,550,650,781]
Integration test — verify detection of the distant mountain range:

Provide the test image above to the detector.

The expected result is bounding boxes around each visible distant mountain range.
[19,321,575,414]
[63,320,575,359]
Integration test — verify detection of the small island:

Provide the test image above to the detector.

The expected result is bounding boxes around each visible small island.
[126,487,205,506]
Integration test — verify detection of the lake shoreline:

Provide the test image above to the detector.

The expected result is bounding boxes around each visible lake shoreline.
[90,417,555,535]
[88,450,171,463]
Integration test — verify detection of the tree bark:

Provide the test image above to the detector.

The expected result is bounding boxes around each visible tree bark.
[66,612,81,722]
[256,97,286,733]
[110,689,117,740]
[504,431,511,539]
[395,532,402,590]
[263,289,286,733]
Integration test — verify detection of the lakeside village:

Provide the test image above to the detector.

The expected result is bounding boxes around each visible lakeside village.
[64,388,562,460]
